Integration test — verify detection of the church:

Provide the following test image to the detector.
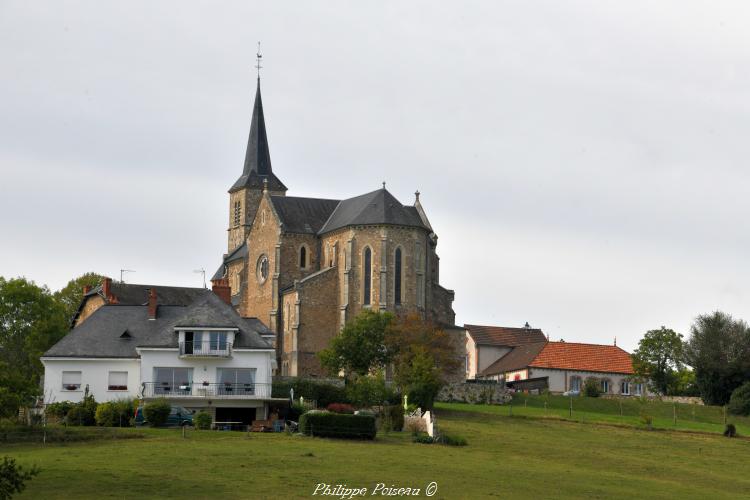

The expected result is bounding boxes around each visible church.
[211,77,459,377]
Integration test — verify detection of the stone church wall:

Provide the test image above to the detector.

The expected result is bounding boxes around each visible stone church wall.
[293,267,339,376]
[242,195,281,329]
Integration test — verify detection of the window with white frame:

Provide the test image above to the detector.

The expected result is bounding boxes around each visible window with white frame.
[634,383,643,396]
[108,371,128,391]
[601,379,610,393]
[217,368,257,395]
[62,371,82,391]
[621,381,630,395]
[570,376,582,392]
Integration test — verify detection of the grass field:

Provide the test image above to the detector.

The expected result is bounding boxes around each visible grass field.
[458,393,750,435]
[4,404,750,499]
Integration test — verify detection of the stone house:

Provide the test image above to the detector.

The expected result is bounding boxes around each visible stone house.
[212,78,461,377]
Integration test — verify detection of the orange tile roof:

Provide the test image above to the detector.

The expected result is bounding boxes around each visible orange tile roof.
[528,341,634,375]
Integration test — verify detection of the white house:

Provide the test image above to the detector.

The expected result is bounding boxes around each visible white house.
[478,340,647,396]
[42,279,278,424]
[465,324,547,379]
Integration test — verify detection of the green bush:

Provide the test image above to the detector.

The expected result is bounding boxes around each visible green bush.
[272,378,348,408]
[412,432,434,444]
[95,400,135,427]
[583,378,601,398]
[299,411,376,440]
[438,433,468,446]
[345,373,395,408]
[143,399,171,427]
[724,423,737,438]
[286,403,306,422]
[728,382,750,416]
[382,405,404,431]
[0,456,40,498]
[65,395,97,426]
[45,401,74,421]
[194,411,212,430]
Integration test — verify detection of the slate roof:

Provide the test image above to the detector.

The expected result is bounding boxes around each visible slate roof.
[480,342,547,377]
[270,196,340,234]
[465,324,547,347]
[318,188,428,235]
[44,291,273,358]
[230,80,287,193]
[529,342,634,375]
[88,282,205,306]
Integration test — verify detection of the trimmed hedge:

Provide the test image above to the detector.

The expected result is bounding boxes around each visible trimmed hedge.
[272,379,347,408]
[299,411,376,440]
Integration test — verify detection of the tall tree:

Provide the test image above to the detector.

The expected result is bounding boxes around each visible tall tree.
[54,272,103,325]
[0,277,67,416]
[684,311,750,406]
[632,326,684,395]
[386,314,462,409]
[318,310,395,377]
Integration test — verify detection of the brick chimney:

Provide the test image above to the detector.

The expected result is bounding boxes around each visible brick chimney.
[147,288,158,320]
[83,284,92,294]
[212,278,231,305]
[102,277,112,299]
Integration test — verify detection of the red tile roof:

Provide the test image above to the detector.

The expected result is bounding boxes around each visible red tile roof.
[465,324,546,347]
[528,342,634,375]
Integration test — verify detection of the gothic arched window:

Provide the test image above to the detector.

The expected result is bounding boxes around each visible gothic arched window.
[394,247,402,305]
[299,246,307,269]
[363,247,372,306]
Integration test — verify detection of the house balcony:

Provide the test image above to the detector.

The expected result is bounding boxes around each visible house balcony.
[141,382,272,400]
[178,341,232,358]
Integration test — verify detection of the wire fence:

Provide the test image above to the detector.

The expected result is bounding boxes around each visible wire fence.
[504,393,749,434]
[0,426,146,445]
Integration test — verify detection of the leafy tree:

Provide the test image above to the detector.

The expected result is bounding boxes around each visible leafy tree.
[345,371,394,408]
[728,382,750,416]
[632,327,684,395]
[0,456,39,500]
[53,272,103,325]
[318,310,395,377]
[0,277,67,417]
[683,311,750,405]
[672,369,700,397]
[387,315,462,410]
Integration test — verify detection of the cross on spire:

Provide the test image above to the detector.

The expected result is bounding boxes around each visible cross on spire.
[255,41,263,80]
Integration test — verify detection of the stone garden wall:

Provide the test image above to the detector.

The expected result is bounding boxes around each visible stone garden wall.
[436,382,510,405]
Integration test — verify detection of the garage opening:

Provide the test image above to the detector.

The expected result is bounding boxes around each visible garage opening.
[215,407,256,429]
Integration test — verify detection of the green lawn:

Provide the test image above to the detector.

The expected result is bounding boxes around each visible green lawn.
[4,405,750,499]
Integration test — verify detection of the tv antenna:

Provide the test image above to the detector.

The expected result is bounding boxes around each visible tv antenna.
[193,268,207,289]
[120,269,136,283]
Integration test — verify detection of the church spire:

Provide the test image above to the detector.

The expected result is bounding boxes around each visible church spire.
[229,46,286,194]
[242,79,272,177]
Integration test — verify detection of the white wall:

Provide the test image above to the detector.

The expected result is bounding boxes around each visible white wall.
[42,358,141,403]
[527,368,648,396]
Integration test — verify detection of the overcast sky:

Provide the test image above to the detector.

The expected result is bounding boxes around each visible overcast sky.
[2,2,750,351]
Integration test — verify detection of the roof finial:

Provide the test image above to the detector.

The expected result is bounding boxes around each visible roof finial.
[255,41,263,81]
[614,336,617,346]
[382,181,386,190]
[415,190,420,202]
[263,177,268,193]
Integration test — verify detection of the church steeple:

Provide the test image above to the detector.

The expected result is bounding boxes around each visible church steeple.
[242,79,272,177]
[229,52,286,194]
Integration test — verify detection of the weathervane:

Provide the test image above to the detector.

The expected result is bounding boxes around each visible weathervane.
[255,41,263,80]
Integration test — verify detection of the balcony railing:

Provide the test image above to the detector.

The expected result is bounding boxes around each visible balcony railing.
[141,382,272,399]
[178,341,232,358]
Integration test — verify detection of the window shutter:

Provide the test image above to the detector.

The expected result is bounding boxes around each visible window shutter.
[62,371,82,389]
[108,371,128,389]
